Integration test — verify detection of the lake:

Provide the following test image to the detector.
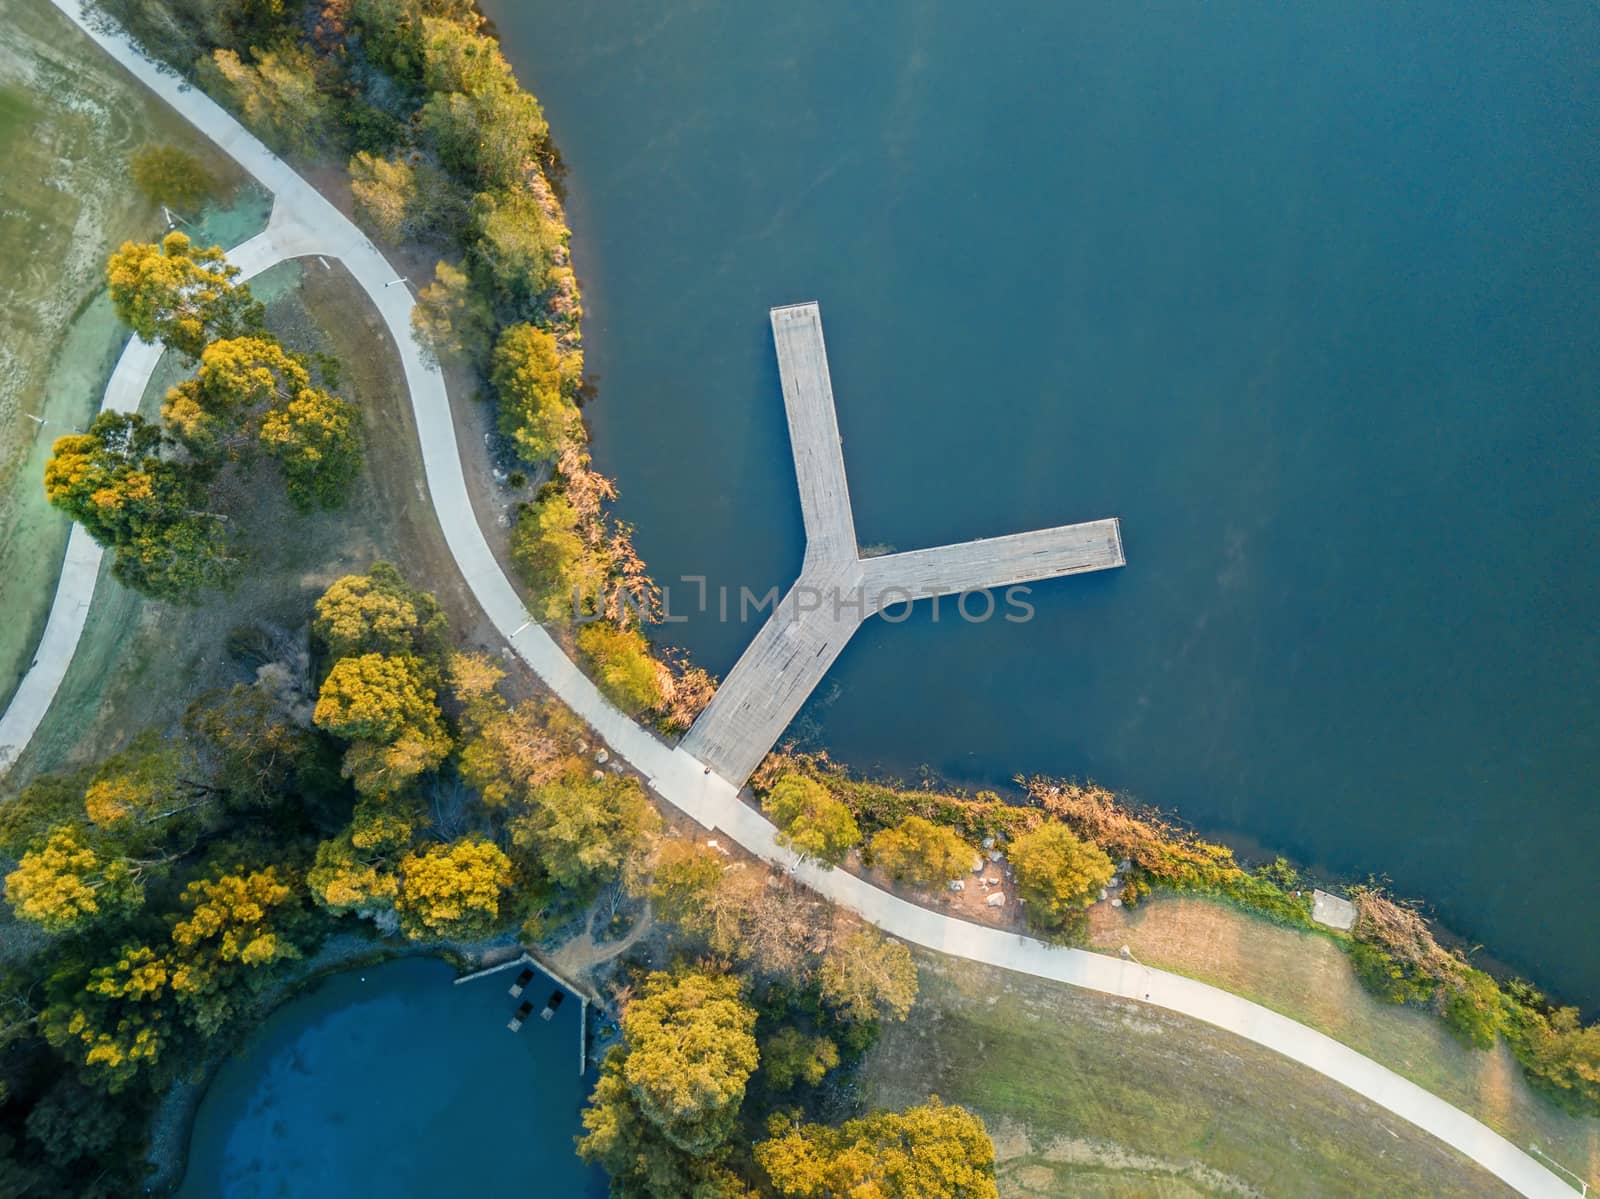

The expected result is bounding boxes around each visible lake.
[176,957,604,1197]
[480,1,1600,1003]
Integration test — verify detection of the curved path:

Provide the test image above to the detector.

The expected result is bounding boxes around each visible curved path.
[9,4,1570,1194]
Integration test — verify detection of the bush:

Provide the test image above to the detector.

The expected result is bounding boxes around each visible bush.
[868,816,972,888]
[1008,823,1115,931]
[129,144,217,211]
[577,622,663,716]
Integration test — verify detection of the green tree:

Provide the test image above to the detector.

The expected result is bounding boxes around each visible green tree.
[258,385,363,510]
[510,769,656,893]
[348,151,463,243]
[412,259,493,366]
[817,926,919,1023]
[107,231,263,358]
[577,622,664,717]
[129,143,216,212]
[3,827,144,934]
[647,840,724,929]
[869,816,972,888]
[756,1099,999,1199]
[762,1027,839,1091]
[395,835,513,940]
[491,322,581,464]
[1007,823,1115,931]
[470,190,558,317]
[207,45,330,154]
[762,774,859,867]
[615,971,759,1155]
[43,412,236,603]
[313,562,449,661]
[511,489,607,622]
[313,653,452,796]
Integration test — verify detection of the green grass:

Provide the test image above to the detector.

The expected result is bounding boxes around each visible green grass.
[861,950,1514,1197]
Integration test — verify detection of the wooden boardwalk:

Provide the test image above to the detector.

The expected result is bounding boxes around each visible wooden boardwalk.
[681,302,1125,786]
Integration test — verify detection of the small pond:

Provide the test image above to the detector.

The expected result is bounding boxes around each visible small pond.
[176,956,605,1198]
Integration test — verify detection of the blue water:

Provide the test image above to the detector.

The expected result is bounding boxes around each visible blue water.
[481,2,1600,1003]
[176,957,604,1197]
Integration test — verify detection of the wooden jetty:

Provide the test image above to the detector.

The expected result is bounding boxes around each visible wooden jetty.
[680,302,1125,787]
[455,951,603,1074]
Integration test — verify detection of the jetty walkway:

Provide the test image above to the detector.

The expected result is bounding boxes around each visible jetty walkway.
[1,6,1574,1193]
[681,303,1125,785]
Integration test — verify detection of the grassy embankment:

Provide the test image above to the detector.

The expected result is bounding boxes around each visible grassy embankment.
[862,949,1514,1198]
[0,0,264,713]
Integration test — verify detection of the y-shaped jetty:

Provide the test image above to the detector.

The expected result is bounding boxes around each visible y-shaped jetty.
[680,303,1125,786]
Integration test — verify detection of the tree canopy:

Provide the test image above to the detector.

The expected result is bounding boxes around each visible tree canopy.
[107,231,263,358]
[491,322,580,464]
[756,1100,999,1199]
[395,836,512,940]
[817,926,919,1024]
[762,775,860,867]
[869,816,973,888]
[1007,823,1116,931]
[313,652,451,796]
[615,971,759,1155]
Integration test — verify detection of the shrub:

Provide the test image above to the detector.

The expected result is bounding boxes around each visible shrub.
[577,622,663,716]
[130,144,217,211]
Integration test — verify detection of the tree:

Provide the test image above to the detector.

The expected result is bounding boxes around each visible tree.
[511,490,606,623]
[412,259,493,366]
[129,144,216,212]
[313,562,448,661]
[762,775,859,867]
[510,769,656,892]
[647,840,724,929]
[206,45,330,155]
[259,385,363,510]
[395,835,513,940]
[3,827,144,934]
[107,231,263,358]
[1504,984,1600,1113]
[616,971,759,1155]
[167,867,302,1035]
[184,672,325,808]
[1008,823,1115,931]
[416,22,549,193]
[307,830,400,920]
[577,622,664,717]
[491,322,580,464]
[163,334,363,508]
[313,653,452,796]
[457,703,564,807]
[818,926,918,1024]
[762,1027,839,1091]
[44,411,236,603]
[578,1048,755,1198]
[348,152,463,243]
[757,1099,999,1199]
[869,816,972,888]
[470,190,558,318]
[41,946,173,1092]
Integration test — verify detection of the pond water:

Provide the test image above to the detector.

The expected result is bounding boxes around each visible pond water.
[480,1,1600,1004]
[176,957,604,1198]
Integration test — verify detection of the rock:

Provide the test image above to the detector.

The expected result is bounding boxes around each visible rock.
[608,761,624,774]
[577,740,589,754]
[1111,896,1123,908]
[986,892,1006,908]
[971,857,985,874]
[985,877,1000,887]
[1118,859,1132,873]
[981,835,997,850]
[591,770,605,782]
[1098,888,1108,901]
[987,848,1004,863]
[947,879,965,893]
[595,749,610,764]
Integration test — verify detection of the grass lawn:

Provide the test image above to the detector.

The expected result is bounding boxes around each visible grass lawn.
[0,0,259,713]
[861,949,1513,1197]
[1088,896,1600,1190]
